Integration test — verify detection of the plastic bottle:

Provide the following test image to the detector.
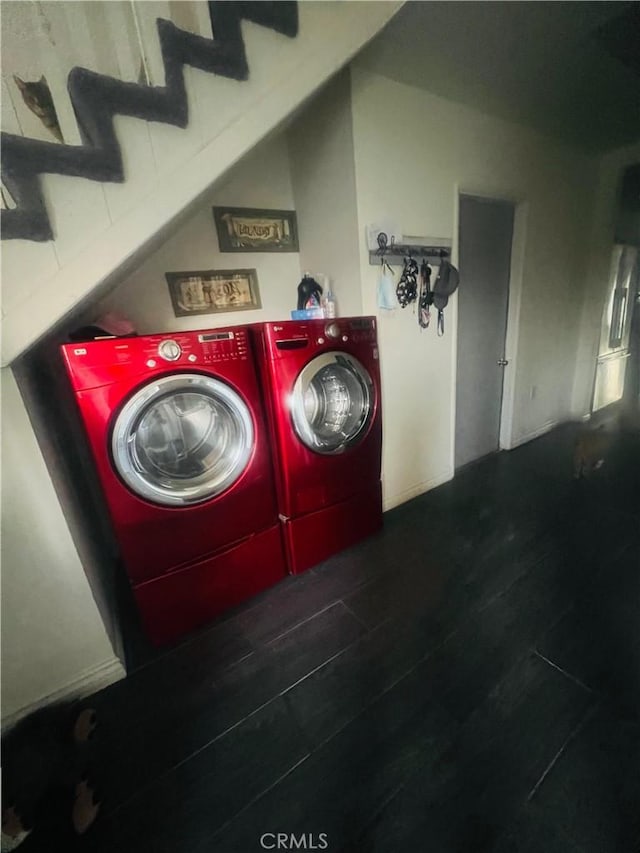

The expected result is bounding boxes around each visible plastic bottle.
[297,273,323,310]
[323,288,337,318]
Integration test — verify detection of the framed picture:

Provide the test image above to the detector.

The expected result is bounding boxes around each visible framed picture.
[213,206,299,252]
[165,269,261,317]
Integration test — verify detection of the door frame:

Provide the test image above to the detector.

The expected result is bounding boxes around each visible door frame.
[450,184,529,470]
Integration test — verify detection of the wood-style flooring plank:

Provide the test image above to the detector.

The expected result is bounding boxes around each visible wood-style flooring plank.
[348,653,593,853]
[89,697,309,853]
[86,602,364,815]
[520,704,640,853]
[207,662,458,853]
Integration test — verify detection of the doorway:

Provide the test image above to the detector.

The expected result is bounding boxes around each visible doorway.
[455,194,515,469]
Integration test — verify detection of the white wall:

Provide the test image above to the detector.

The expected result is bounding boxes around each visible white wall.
[349,68,596,510]
[571,141,640,417]
[1,368,125,728]
[13,345,124,664]
[287,71,362,318]
[93,134,302,329]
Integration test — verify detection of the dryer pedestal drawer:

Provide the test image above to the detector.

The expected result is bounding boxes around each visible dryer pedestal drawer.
[133,524,287,645]
[282,481,383,575]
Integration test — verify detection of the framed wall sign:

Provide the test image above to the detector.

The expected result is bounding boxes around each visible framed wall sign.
[213,206,299,252]
[165,268,261,317]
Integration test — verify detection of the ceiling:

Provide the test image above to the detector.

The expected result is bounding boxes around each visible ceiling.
[355,1,640,154]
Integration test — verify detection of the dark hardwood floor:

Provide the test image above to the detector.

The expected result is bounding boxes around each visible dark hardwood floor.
[11,419,640,852]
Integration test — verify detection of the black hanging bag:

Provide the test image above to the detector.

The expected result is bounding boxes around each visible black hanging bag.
[432,258,460,335]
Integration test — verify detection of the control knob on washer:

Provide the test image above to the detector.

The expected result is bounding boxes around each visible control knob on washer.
[325,322,340,339]
[158,339,181,361]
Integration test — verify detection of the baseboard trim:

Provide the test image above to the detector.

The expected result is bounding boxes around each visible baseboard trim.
[383,469,453,512]
[504,419,559,450]
[1,655,126,732]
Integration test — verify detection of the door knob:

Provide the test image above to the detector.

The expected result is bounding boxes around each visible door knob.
[497,358,509,366]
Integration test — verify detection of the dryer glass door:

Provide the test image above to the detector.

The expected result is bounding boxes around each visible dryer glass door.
[112,374,254,506]
[291,352,374,454]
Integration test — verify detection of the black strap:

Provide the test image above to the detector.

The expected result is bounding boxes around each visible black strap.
[418,259,432,329]
[396,256,418,308]
[437,309,445,336]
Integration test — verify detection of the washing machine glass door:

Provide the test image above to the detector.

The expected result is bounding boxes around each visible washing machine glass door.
[112,374,254,506]
[291,352,374,455]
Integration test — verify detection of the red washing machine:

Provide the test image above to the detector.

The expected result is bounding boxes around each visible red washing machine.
[60,327,287,645]
[252,316,383,574]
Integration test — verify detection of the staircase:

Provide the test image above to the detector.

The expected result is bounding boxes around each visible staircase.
[1,0,402,366]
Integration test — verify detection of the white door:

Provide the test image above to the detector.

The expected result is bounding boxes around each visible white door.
[455,195,515,469]
[111,374,254,506]
[291,352,375,455]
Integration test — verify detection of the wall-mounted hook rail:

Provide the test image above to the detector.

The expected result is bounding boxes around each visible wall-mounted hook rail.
[369,233,452,266]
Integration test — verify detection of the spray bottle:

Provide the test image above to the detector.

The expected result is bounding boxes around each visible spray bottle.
[321,275,337,318]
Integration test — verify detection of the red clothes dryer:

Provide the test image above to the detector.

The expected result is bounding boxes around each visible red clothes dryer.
[253,317,383,574]
[60,327,287,644]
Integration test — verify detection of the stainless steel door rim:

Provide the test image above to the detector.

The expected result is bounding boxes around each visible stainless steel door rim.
[291,352,374,455]
[111,373,254,506]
